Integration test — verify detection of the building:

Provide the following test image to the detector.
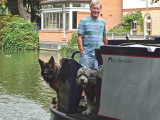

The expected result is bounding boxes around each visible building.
[39,0,122,44]
[39,0,160,50]
[123,0,160,36]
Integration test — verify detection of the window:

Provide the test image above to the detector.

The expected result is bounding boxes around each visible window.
[131,21,137,35]
[65,12,69,30]
[43,4,63,9]
[65,3,70,7]
[147,15,151,35]
[43,12,62,30]
[43,5,53,9]
[72,12,77,29]
[73,3,81,7]
[42,3,90,30]
[53,4,63,8]
[73,3,89,8]
[144,15,151,35]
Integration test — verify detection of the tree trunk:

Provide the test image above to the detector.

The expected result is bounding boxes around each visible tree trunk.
[18,0,31,22]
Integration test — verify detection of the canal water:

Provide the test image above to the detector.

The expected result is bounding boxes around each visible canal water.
[0,49,73,120]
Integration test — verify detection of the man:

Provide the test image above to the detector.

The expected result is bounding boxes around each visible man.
[77,0,108,70]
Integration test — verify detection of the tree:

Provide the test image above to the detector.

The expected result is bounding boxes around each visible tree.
[122,11,143,33]
[5,0,44,22]
[6,0,19,15]
[151,0,159,4]
[0,0,7,14]
[151,0,159,2]
[18,0,31,22]
[0,0,7,5]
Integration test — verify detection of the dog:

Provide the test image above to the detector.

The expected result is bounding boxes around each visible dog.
[76,67,98,115]
[38,56,61,108]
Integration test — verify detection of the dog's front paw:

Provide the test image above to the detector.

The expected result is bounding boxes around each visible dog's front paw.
[52,96,57,104]
[53,103,58,109]
[82,109,91,115]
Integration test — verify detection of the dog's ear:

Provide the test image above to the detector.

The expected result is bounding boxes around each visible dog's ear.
[38,59,44,68]
[89,70,97,86]
[49,56,55,65]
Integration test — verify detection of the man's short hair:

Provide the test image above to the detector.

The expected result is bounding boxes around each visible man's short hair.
[90,0,102,9]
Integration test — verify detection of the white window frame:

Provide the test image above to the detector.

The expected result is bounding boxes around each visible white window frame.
[41,3,90,30]
[144,15,151,35]
[131,21,137,35]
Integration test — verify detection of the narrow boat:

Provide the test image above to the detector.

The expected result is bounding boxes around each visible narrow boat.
[50,38,160,120]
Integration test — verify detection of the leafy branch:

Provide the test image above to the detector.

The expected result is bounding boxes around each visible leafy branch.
[122,10,144,33]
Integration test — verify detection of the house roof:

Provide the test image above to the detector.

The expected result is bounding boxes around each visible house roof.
[40,0,91,5]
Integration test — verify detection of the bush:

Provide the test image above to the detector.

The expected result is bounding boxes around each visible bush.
[108,27,128,35]
[0,16,39,50]
[122,10,143,33]
[60,32,79,58]
[67,32,77,45]
[0,15,20,42]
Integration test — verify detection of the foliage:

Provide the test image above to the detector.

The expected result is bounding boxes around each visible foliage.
[67,32,77,45]
[151,0,159,3]
[0,5,7,14]
[108,11,143,35]
[60,32,79,58]
[6,0,19,15]
[0,16,39,50]
[108,27,128,35]
[0,0,7,5]
[0,15,19,42]
[122,10,143,33]
[4,0,44,22]
[0,15,19,29]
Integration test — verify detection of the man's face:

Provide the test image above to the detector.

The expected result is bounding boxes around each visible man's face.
[90,4,101,19]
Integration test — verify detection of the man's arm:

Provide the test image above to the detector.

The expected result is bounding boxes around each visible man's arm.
[103,35,108,45]
[77,34,84,54]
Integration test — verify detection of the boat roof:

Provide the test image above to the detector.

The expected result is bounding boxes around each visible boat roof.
[40,0,91,5]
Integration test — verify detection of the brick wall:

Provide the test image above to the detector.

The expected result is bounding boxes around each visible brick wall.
[77,0,123,31]
[147,10,160,35]
[99,0,123,31]
[39,30,77,42]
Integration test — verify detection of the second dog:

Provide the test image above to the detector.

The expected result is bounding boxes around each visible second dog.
[76,67,98,115]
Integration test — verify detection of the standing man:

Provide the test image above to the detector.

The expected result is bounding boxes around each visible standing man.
[77,0,108,70]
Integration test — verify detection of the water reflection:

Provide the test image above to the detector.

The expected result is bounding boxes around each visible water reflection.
[0,49,62,120]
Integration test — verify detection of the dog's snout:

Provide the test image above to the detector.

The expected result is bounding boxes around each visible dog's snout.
[43,72,48,76]
[43,69,49,76]
[80,78,85,82]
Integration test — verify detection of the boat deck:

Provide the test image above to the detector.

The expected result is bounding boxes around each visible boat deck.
[50,105,92,120]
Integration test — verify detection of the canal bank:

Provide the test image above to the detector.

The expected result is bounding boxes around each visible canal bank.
[38,35,155,51]
[39,41,67,51]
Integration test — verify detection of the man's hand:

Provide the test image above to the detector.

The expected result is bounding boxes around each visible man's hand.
[77,34,84,54]
[103,35,108,45]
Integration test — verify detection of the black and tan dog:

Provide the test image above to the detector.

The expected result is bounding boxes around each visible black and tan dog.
[38,56,61,108]
[76,67,98,115]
